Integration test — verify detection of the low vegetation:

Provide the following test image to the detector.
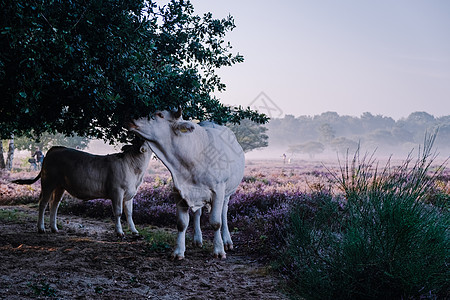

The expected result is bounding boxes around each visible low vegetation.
[0,208,31,222]
[137,226,177,253]
[280,135,449,299]
[1,137,448,299]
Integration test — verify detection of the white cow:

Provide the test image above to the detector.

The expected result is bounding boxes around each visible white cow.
[130,110,245,259]
[12,138,153,236]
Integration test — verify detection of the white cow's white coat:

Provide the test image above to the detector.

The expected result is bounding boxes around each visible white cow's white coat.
[130,110,245,259]
[12,140,153,236]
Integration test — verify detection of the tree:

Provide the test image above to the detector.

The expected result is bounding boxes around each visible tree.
[406,112,435,124]
[228,119,268,152]
[287,141,324,159]
[398,112,437,143]
[391,126,414,144]
[0,141,6,169]
[4,137,14,171]
[434,124,450,149]
[330,137,358,155]
[318,123,335,144]
[366,129,399,146]
[361,112,395,132]
[0,0,267,144]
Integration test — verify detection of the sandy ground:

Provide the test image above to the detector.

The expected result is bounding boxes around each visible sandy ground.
[0,206,287,299]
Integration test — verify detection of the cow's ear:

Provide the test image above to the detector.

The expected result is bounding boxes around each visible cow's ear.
[172,108,182,120]
[121,144,133,152]
[173,121,195,135]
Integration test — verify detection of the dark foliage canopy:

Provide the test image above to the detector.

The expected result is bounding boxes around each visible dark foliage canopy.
[0,0,267,142]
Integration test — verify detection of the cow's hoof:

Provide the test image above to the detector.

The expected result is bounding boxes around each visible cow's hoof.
[37,228,46,234]
[51,227,59,233]
[224,243,233,251]
[130,233,143,240]
[171,253,185,261]
[192,240,203,248]
[214,252,227,260]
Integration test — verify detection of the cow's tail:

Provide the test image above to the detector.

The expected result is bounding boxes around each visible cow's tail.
[11,172,41,185]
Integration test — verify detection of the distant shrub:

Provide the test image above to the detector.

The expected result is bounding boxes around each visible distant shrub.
[281,134,450,299]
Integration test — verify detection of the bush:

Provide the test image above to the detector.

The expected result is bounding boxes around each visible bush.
[59,184,178,227]
[281,134,450,299]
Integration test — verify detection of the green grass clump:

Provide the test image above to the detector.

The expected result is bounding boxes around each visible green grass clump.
[0,208,31,222]
[283,134,449,299]
[138,226,175,253]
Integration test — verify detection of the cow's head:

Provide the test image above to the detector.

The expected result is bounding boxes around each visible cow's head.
[129,110,195,144]
[121,136,149,154]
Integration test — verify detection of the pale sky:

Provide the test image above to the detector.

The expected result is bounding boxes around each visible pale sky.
[189,0,450,120]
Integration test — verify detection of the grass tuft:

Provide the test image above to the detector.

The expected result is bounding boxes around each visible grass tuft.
[281,133,449,299]
[138,226,176,253]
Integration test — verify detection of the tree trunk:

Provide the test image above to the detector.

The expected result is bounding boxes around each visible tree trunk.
[0,141,5,169]
[5,136,14,171]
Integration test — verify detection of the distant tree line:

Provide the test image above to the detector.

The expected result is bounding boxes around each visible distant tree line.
[267,111,450,157]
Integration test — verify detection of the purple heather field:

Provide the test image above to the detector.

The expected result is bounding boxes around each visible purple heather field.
[2,158,449,256]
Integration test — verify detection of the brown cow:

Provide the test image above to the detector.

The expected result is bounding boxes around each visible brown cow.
[12,138,152,236]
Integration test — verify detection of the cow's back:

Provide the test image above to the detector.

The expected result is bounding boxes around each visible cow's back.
[199,122,245,195]
[42,147,115,200]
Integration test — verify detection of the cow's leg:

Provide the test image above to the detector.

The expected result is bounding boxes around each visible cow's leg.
[173,200,189,260]
[210,184,226,259]
[49,188,64,233]
[221,195,233,250]
[37,188,53,233]
[192,208,203,248]
[111,191,125,237]
[123,199,139,235]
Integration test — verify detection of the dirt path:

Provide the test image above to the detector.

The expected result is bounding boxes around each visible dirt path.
[0,206,287,299]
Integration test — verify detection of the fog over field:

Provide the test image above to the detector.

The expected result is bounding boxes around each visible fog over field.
[86,111,450,165]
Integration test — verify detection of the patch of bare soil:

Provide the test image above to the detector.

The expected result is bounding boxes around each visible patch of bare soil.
[0,206,287,299]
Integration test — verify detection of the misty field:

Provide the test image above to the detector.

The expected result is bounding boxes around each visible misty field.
[1,152,449,299]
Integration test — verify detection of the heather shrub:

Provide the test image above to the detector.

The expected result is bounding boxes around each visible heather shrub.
[228,182,328,255]
[58,176,299,252]
[59,180,178,227]
[281,134,449,299]
[130,182,177,226]
[54,166,338,256]
[1,171,40,205]
[59,198,113,219]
